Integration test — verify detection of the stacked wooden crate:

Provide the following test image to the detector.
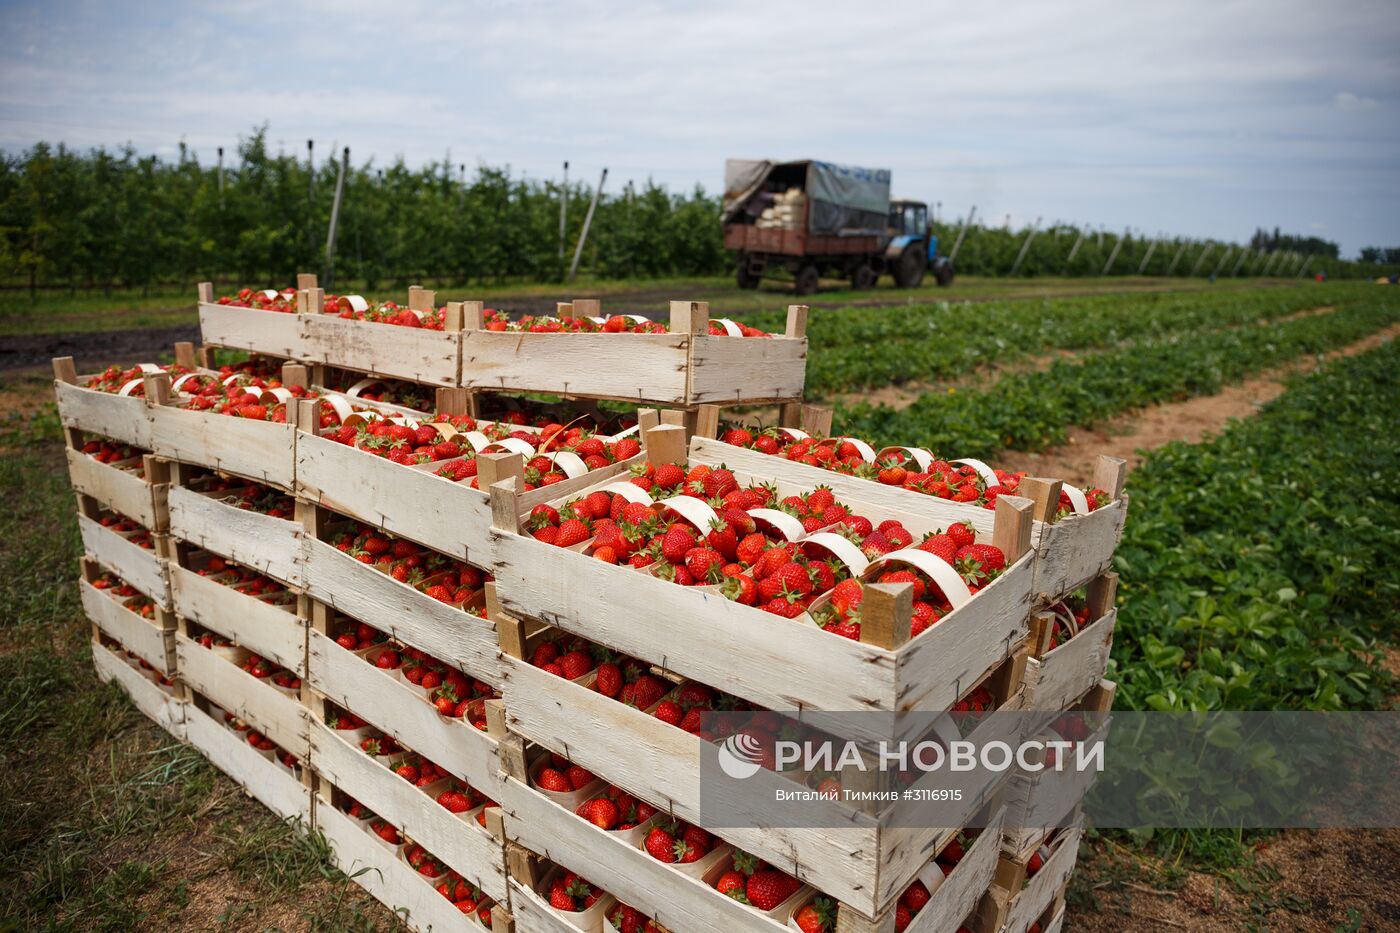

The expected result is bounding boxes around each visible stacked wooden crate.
[56,278,1126,933]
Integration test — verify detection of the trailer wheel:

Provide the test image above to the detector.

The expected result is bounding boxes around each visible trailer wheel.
[892,245,926,288]
[935,262,955,287]
[794,264,820,296]
[851,264,878,290]
[736,257,762,290]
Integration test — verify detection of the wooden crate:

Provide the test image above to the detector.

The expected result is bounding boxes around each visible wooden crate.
[974,817,1082,933]
[64,445,169,533]
[80,560,177,676]
[1001,683,1114,862]
[307,719,510,904]
[300,515,502,687]
[687,433,1128,607]
[77,510,171,609]
[174,632,309,755]
[92,635,186,740]
[198,292,310,360]
[148,398,298,493]
[496,620,1026,921]
[169,556,305,676]
[496,763,1005,933]
[316,797,491,932]
[1022,575,1117,713]
[184,697,312,822]
[292,404,640,564]
[52,358,154,449]
[306,626,506,801]
[291,286,463,388]
[459,301,808,406]
[166,467,306,588]
[487,434,1035,747]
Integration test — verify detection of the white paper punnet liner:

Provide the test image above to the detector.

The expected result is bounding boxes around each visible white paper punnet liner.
[827,436,877,463]
[540,451,588,478]
[656,494,720,533]
[953,458,999,488]
[319,396,353,424]
[714,318,744,337]
[747,508,806,542]
[486,437,536,458]
[1061,483,1090,515]
[260,387,292,404]
[170,373,205,394]
[879,446,934,471]
[624,314,650,324]
[601,482,655,506]
[588,316,608,325]
[609,423,641,440]
[776,427,810,441]
[137,363,163,374]
[799,532,871,577]
[866,548,974,609]
[221,373,243,386]
[117,379,144,397]
[342,295,370,313]
[259,289,280,300]
[345,378,385,398]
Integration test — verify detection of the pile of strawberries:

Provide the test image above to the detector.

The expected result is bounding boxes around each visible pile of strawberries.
[545,870,607,914]
[198,475,295,519]
[712,850,803,911]
[435,872,493,924]
[79,437,143,465]
[533,754,596,795]
[574,784,658,831]
[481,308,772,337]
[83,363,191,395]
[333,377,435,412]
[606,903,663,933]
[643,816,716,866]
[332,618,497,726]
[719,427,1110,520]
[324,523,490,609]
[215,287,298,311]
[98,512,157,551]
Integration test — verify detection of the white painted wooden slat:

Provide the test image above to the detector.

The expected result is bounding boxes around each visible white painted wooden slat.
[91,639,186,739]
[461,331,690,402]
[302,540,502,686]
[904,807,1006,933]
[1023,610,1116,713]
[167,486,306,587]
[64,449,165,530]
[1001,826,1080,933]
[55,381,153,448]
[687,334,807,404]
[169,565,305,675]
[500,656,883,915]
[1030,501,1128,603]
[185,704,311,822]
[81,579,174,676]
[175,634,308,752]
[148,406,297,491]
[317,801,479,933]
[77,514,170,608]
[307,630,504,798]
[300,316,461,387]
[309,721,509,903]
[198,303,309,358]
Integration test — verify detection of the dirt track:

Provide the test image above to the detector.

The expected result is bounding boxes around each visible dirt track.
[0,324,201,373]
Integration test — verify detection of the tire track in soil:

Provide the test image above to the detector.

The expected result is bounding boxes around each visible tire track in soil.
[1003,321,1399,488]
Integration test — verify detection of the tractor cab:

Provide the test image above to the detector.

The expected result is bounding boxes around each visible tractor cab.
[888,200,929,238]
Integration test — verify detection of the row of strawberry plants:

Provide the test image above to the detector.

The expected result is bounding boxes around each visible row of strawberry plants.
[746,282,1371,396]
[837,295,1399,458]
[1110,337,1400,713]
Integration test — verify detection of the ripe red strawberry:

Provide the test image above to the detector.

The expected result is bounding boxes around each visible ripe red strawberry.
[438,790,472,813]
[536,767,572,793]
[566,764,595,789]
[763,562,813,600]
[946,521,975,549]
[900,880,931,912]
[685,547,724,584]
[878,569,925,601]
[702,467,737,499]
[653,463,685,489]
[630,675,668,709]
[721,427,753,446]
[715,869,746,898]
[554,518,591,548]
[762,597,807,618]
[736,533,769,566]
[722,573,758,605]
[793,899,836,933]
[644,824,681,863]
[895,903,912,931]
[830,578,864,614]
[581,491,611,520]
[917,533,958,565]
[746,870,799,910]
[660,525,697,564]
[595,662,623,697]
[654,700,683,725]
[559,650,594,680]
[580,797,618,829]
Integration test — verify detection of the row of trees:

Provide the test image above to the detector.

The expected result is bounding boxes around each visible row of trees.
[0,128,1391,292]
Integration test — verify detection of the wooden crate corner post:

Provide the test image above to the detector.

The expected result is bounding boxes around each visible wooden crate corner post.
[296,272,318,290]
[992,494,1035,564]
[785,303,810,339]
[53,356,78,385]
[668,299,710,337]
[860,581,914,650]
[642,424,687,467]
[1017,479,1063,525]
[173,342,197,370]
[141,370,173,408]
[1091,455,1128,501]
[197,282,214,304]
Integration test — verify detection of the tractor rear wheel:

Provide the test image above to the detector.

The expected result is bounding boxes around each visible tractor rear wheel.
[794,264,820,296]
[851,263,878,290]
[892,245,926,288]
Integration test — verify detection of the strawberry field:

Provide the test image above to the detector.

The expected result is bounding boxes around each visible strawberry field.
[0,277,1396,932]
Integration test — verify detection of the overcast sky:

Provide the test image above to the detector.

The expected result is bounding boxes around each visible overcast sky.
[2,0,1396,255]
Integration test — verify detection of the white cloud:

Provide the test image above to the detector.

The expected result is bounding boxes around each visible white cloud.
[0,0,1396,253]
[1334,91,1380,111]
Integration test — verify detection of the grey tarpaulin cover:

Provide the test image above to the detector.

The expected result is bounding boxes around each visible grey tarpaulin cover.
[723,159,891,236]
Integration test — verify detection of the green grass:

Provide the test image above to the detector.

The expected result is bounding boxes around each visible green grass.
[0,274,1311,337]
[0,374,387,932]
